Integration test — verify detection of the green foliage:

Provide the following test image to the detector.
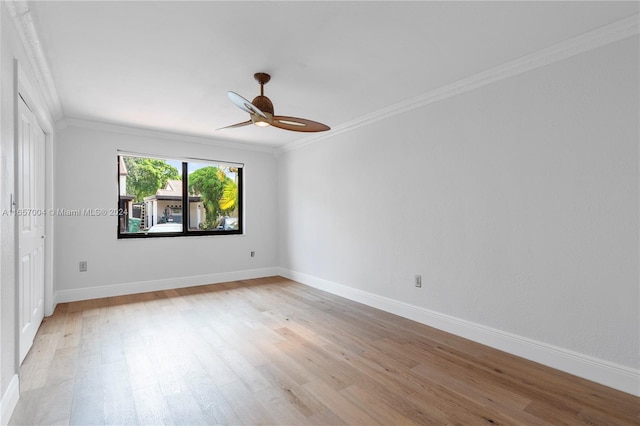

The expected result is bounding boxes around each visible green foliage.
[188,166,239,229]
[188,166,224,229]
[123,157,180,202]
[219,179,238,212]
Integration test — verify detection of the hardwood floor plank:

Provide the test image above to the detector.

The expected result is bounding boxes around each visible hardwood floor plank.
[102,360,138,425]
[306,407,348,426]
[200,400,244,425]
[19,333,61,391]
[274,327,336,369]
[131,384,173,426]
[254,386,312,425]
[54,310,82,349]
[340,384,420,426]
[274,338,353,391]
[36,304,67,335]
[194,347,240,388]
[44,346,79,388]
[217,379,276,425]
[410,350,535,411]
[523,400,588,425]
[28,379,74,426]
[215,346,272,393]
[183,370,227,412]
[255,362,325,417]
[411,362,546,425]
[347,348,432,397]
[164,390,208,425]
[70,370,105,425]
[10,277,639,426]
[301,379,379,425]
[366,337,422,369]
[268,354,317,387]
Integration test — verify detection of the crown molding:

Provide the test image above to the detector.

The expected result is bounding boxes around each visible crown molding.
[57,117,278,155]
[280,13,639,153]
[5,0,64,121]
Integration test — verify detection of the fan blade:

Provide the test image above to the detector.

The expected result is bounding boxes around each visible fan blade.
[271,115,330,132]
[217,120,253,130]
[227,91,267,118]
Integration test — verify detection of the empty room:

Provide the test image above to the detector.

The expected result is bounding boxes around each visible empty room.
[1,1,638,425]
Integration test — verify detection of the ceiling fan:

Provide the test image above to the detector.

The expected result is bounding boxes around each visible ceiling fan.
[219,73,330,133]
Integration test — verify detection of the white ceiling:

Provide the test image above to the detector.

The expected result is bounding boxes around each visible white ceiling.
[26,1,639,147]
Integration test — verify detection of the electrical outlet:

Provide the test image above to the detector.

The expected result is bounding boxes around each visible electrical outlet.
[79,261,87,272]
[415,274,422,288]
[251,251,255,257]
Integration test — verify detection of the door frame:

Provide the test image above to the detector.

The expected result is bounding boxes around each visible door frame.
[14,60,55,364]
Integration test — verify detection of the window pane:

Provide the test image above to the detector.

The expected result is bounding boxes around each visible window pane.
[118,154,242,238]
[118,155,183,235]
[188,162,240,232]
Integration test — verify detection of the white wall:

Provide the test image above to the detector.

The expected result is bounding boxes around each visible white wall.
[1,1,57,421]
[0,3,16,413]
[278,36,639,391]
[54,123,279,302]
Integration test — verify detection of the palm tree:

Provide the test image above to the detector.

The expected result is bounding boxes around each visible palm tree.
[218,168,238,214]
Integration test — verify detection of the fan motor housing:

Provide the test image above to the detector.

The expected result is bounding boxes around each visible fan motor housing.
[251,95,274,115]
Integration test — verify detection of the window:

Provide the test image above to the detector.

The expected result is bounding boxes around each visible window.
[117,153,243,238]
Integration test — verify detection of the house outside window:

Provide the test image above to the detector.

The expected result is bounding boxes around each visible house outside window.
[118,153,243,237]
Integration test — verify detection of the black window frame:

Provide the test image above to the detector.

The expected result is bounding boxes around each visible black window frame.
[117,153,243,239]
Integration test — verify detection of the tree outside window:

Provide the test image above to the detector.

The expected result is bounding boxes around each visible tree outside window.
[118,154,242,237]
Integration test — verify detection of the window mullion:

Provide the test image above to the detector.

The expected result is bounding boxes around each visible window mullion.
[182,162,188,235]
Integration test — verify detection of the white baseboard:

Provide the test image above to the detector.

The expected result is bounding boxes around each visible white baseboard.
[55,267,281,303]
[0,374,19,426]
[279,268,640,397]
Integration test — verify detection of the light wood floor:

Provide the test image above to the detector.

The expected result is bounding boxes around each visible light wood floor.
[9,276,639,425]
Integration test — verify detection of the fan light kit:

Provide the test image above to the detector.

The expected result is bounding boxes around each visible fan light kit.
[219,73,330,133]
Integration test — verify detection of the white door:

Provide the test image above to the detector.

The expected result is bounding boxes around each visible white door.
[17,95,45,363]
